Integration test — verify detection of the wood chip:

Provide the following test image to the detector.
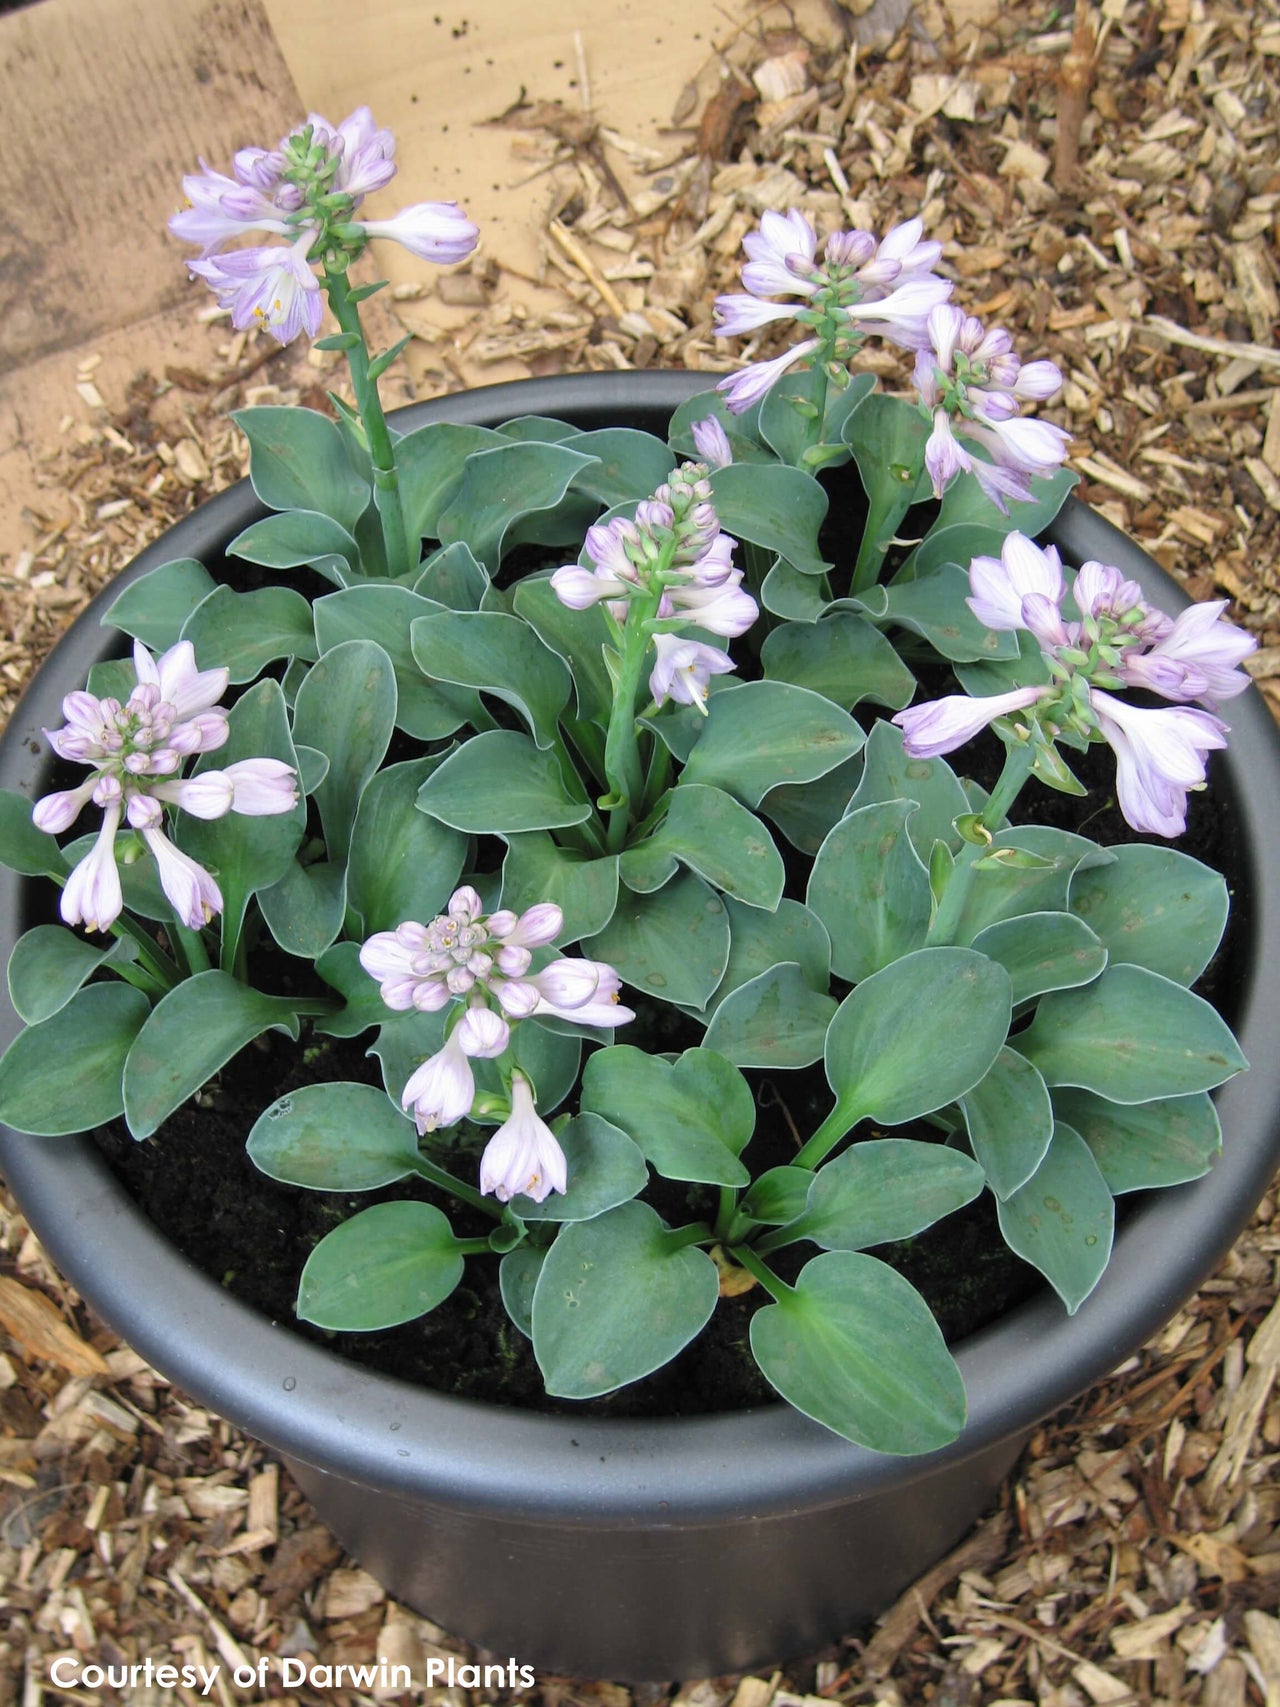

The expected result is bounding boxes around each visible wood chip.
[0,1275,110,1376]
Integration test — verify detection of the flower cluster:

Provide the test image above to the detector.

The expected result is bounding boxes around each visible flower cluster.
[714,212,952,412]
[35,642,297,932]
[171,107,478,343]
[893,534,1256,835]
[914,306,1072,511]
[360,888,633,1199]
[550,458,757,709]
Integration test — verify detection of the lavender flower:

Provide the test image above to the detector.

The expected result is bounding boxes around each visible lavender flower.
[479,1071,568,1204]
[649,634,737,711]
[171,109,477,344]
[892,533,1251,836]
[689,416,733,469]
[914,305,1071,510]
[35,641,298,932]
[362,888,633,1135]
[714,211,952,412]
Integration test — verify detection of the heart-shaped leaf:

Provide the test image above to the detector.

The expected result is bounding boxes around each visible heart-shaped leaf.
[847,721,970,859]
[581,1045,754,1185]
[102,558,219,649]
[122,971,301,1140]
[7,925,135,1025]
[654,784,785,911]
[0,790,69,878]
[437,440,600,569]
[297,1202,465,1330]
[394,421,505,541]
[314,585,480,741]
[740,1165,813,1225]
[584,872,729,1008]
[762,612,915,711]
[348,758,467,935]
[824,947,1012,1135]
[410,610,572,749]
[511,1112,648,1222]
[258,858,348,957]
[709,463,830,577]
[500,832,619,943]
[750,1251,966,1452]
[853,565,1020,662]
[703,896,831,1018]
[500,1245,545,1338]
[702,963,837,1070]
[759,756,863,856]
[568,428,676,505]
[291,639,397,861]
[416,730,592,833]
[512,574,614,725]
[413,540,490,610]
[532,1201,719,1397]
[681,682,865,807]
[938,827,1110,945]
[791,1139,986,1250]
[181,584,318,683]
[970,911,1108,1005]
[235,404,371,532]
[227,509,358,575]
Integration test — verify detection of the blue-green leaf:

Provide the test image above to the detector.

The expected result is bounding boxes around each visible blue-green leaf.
[704,896,831,1018]
[584,872,729,1009]
[394,422,505,541]
[994,1122,1114,1313]
[959,1046,1055,1200]
[227,509,359,576]
[846,720,970,859]
[101,559,218,649]
[410,610,572,749]
[824,947,1012,1133]
[500,831,619,943]
[702,962,837,1069]
[122,971,301,1140]
[681,681,865,806]
[314,585,480,741]
[970,910,1108,1005]
[532,1202,719,1396]
[1013,964,1247,1103]
[291,639,397,861]
[568,428,675,505]
[7,925,135,1024]
[853,563,1021,662]
[437,441,600,570]
[709,463,830,576]
[1050,1087,1222,1193]
[581,1045,754,1186]
[234,405,372,532]
[0,983,150,1135]
[793,1139,986,1249]
[258,859,347,957]
[347,758,468,935]
[750,1251,966,1453]
[247,1082,423,1190]
[0,790,68,877]
[653,784,785,911]
[412,540,490,610]
[416,730,591,833]
[297,1202,465,1330]
[512,1112,648,1222]
[180,585,318,683]
[762,612,915,712]
[1068,844,1228,986]
[808,800,932,982]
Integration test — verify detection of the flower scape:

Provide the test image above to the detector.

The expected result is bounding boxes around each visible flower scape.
[0,108,1254,1456]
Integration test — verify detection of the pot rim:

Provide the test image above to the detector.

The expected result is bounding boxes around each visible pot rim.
[2,370,1278,1524]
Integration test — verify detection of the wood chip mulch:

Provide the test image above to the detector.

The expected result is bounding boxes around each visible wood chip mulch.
[2,1,1279,1701]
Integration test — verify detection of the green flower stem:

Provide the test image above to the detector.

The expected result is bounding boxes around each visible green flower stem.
[641,735,672,818]
[323,266,413,580]
[170,921,211,976]
[980,738,1037,830]
[603,583,666,854]
[712,1186,739,1243]
[455,1236,499,1254]
[661,1220,714,1253]
[410,1156,502,1218]
[792,1099,859,1170]
[106,913,180,991]
[850,471,920,596]
[927,741,1038,947]
[731,1243,795,1302]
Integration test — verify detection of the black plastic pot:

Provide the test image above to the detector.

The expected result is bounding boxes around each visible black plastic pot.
[2,373,1279,1681]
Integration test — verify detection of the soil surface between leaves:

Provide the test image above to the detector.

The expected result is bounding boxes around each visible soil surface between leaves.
[4,0,1280,1701]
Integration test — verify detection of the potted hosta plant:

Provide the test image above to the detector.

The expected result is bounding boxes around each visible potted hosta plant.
[1,109,1278,1680]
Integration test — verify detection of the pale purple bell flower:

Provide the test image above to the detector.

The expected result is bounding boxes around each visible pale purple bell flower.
[357,201,479,265]
[1089,691,1230,837]
[893,685,1049,759]
[690,416,733,469]
[649,633,737,711]
[1118,600,1255,708]
[478,1071,568,1204]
